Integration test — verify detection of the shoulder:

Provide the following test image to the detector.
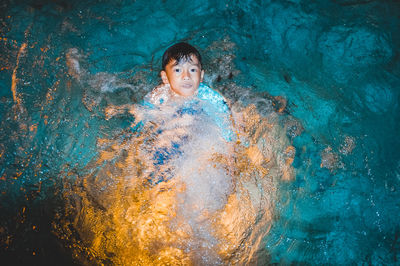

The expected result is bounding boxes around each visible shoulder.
[144,84,172,106]
[197,83,229,112]
[197,83,221,98]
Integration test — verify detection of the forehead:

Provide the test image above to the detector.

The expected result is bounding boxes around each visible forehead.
[167,55,201,67]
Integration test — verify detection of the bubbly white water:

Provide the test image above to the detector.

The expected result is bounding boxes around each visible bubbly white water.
[55,41,297,265]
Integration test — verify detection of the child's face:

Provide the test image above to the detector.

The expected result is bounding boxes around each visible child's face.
[161,55,204,97]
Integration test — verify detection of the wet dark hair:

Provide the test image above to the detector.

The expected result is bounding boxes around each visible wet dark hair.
[162,42,202,70]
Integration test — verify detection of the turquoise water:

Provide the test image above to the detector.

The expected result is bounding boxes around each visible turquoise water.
[1,0,399,265]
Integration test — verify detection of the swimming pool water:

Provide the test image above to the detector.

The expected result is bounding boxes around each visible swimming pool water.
[0,0,399,265]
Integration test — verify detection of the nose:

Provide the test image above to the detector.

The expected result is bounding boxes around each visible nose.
[182,69,190,80]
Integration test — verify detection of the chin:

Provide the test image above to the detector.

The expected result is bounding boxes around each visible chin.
[182,92,195,97]
[180,89,196,96]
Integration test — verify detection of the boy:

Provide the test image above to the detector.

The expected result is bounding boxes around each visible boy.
[135,42,234,184]
[160,42,204,98]
[142,42,234,142]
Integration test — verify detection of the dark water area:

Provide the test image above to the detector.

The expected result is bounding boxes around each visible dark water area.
[1,0,400,265]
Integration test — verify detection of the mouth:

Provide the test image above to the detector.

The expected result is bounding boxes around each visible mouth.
[181,83,193,89]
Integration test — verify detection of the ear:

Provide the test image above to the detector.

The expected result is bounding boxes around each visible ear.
[200,70,204,82]
[161,70,169,84]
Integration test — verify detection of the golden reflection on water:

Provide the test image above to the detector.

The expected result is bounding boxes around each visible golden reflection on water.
[55,99,295,264]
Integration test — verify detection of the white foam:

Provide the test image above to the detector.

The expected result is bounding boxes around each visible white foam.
[134,93,234,254]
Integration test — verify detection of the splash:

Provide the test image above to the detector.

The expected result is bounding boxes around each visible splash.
[53,41,297,265]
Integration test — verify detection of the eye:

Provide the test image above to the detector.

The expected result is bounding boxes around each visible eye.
[190,68,197,72]
[174,68,181,73]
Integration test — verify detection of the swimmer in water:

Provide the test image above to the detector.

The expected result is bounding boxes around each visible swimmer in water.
[136,42,235,185]
[104,42,233,141]
[143,42,234,140]
[103,42,234,185]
